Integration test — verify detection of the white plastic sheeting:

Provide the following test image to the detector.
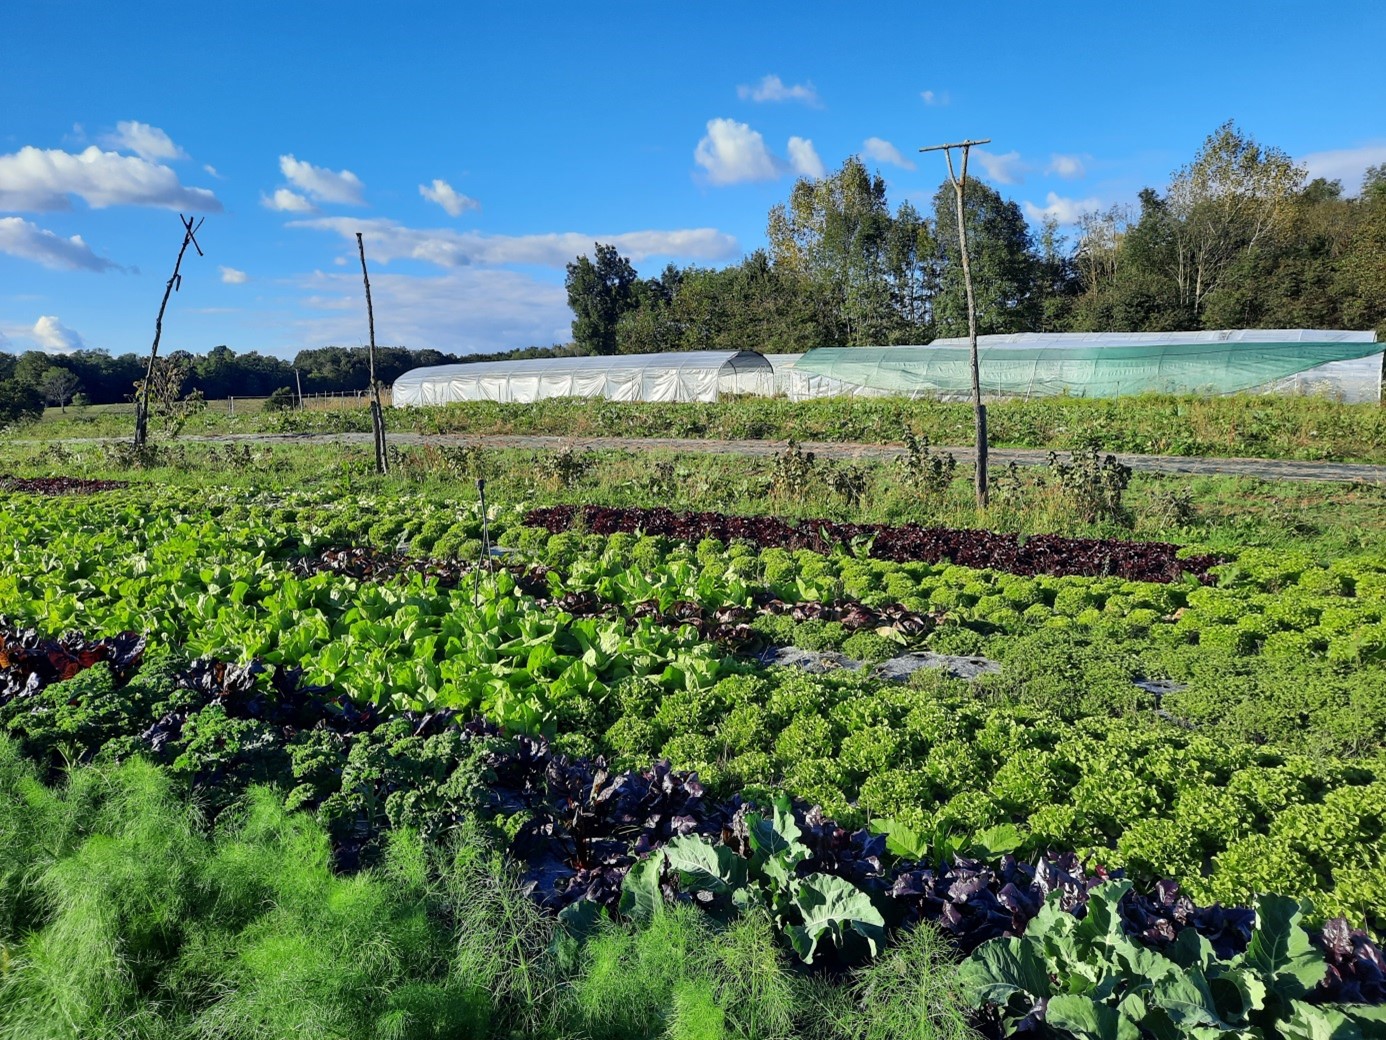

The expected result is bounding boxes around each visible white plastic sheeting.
[763,353,803,395]
[392,351,774,406]
[787,330,1382,403]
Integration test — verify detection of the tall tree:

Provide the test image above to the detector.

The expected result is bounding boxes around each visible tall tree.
[1166,120,1305,318]
[931,180,1039,337]
[565,243,638,355]
[767,156,898,345]
[38,367,82,412]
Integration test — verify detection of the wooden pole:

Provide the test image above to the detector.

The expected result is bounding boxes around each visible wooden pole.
[356,233,389,474]
[920,138,990,508]
[134,214,204,449]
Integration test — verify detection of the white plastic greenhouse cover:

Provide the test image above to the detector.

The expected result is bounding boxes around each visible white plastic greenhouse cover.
[392,350,774,406]
[763,353,803,395]
[788,330,1383,403]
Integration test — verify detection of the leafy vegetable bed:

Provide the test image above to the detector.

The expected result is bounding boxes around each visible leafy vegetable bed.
[526,505,1223,583]
[2,629,1382,1011]
[0,473,128,494]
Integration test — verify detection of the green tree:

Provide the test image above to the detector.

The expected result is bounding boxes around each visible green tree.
[0,378,44,425]
[931,179,1040,337]
[1166,120,1306,319]
[565,242,638,355]
[38,366,82,412]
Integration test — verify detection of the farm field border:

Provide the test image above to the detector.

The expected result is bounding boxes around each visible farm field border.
[20,429,1386,484]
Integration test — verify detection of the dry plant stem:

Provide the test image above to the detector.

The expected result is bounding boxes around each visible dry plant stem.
[356,232,389,474]
[135,214,204,449]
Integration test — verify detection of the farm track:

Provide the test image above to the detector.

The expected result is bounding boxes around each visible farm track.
[39,430,1386,484]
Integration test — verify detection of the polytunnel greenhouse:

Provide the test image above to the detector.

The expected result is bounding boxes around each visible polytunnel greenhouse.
[786,330,1383,403]
[391,350,774,406]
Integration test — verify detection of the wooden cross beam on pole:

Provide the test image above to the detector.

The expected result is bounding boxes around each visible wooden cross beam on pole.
[920,138,991,508]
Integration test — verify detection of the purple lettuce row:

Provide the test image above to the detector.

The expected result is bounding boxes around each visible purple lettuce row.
[0,622,146,705]
[0,475,129,495]
[525,505,1223,585]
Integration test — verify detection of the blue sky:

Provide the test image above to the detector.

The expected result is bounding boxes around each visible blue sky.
[3,0,1384,361]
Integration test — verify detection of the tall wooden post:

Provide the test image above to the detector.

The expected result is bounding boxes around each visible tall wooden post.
[920,138,991,508]
[356,233,389,474]
[134,214,204,449]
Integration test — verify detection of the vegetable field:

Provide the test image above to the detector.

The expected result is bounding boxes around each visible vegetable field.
[2,457,1385,1039]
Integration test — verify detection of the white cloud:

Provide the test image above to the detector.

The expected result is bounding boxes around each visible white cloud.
[219,265,249,284]
[296,268,573,354]
[31,315,85,353]
[1047,154,1087,179]
[1023,192,1102,225]
[0,145,221,211]
[787,137,825,179]
[203,164,220,177]
[419,178,479,217]
[279,154,365,205]
[1299,144,1386,194]
[971,148,1027,185]
[737,75,820,106]
[920,90,949,106]
[100,121,187,162]
[261,188,316,213]
[694,118,782,185]
[290,216,740,268]
[0,216,119,271]
[863,137,916,171]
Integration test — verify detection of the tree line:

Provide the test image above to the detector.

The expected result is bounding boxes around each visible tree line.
[0,341,577,420]
[565,122,1386,355]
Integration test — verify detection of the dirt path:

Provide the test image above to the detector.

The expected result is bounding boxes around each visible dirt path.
[46,431,1386,484]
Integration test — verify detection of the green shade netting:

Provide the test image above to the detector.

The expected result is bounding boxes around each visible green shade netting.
[792,340,1383,400]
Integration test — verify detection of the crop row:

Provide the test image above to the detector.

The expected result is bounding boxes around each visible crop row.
[525,505,1223,583]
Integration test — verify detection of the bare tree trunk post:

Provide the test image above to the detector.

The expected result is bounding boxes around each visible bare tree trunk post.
[920,138,991,508]
[294,368,304,410]
[356,233,389,474]
[134,214,204,449]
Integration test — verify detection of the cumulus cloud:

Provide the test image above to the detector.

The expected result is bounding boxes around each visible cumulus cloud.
[694,119,782,185]
[219,265,249,284]
[920,90,949,106]
[971,148,1026,185]
[290,216,740,268]
[296,268,573,355]
[787,137,825,179]
[1047,154,1087,179]
[419,178,480,216]
[0,216,119,271]
[279,154,365,205]
[100,121,188,162]
[261,188,315,213]
[31,315,85,353]
[1300,143,1386,194]
[0,146,221,211]
[737,75,820,106]
[863,137,916,171]
[1023,192,1102,225]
